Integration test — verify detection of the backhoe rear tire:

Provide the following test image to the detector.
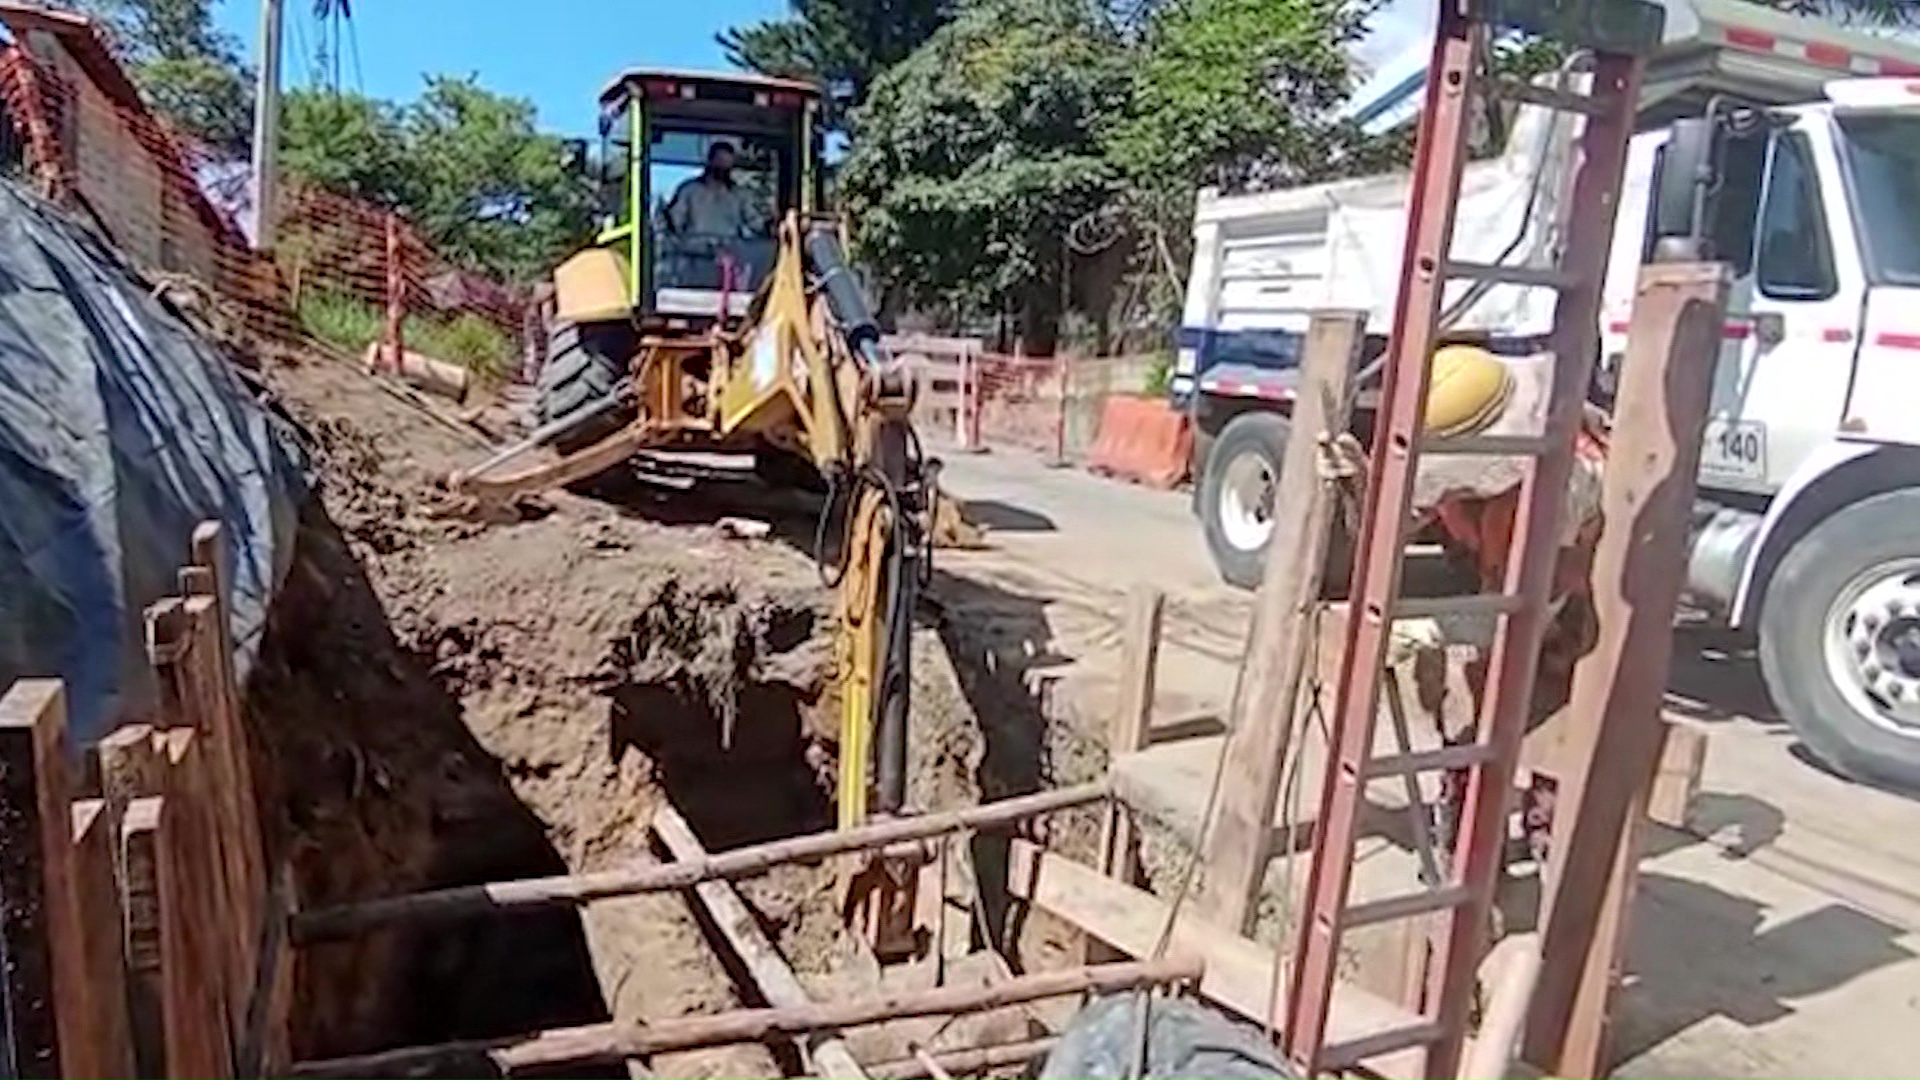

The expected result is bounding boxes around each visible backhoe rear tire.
[536,320,633,455]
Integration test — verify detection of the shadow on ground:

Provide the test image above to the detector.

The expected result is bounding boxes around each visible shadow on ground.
[250,503,619,1075]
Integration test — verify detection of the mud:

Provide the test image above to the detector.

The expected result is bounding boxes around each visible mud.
[241,352,1055,1075]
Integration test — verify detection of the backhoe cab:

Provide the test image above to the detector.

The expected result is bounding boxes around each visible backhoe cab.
[558,68,824,328]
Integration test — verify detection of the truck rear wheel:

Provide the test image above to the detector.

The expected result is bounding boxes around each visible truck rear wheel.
[1759,488,1920,792]
[1201,412,1289,590]
[536,321,632,455]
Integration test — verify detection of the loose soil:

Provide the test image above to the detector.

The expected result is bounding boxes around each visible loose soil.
[241,354,1052,1074]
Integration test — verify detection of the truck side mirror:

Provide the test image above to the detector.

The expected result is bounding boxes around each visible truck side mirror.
[1652,118,1717,261]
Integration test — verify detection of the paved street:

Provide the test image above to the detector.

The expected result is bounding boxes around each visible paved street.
[936,444,1920,1078]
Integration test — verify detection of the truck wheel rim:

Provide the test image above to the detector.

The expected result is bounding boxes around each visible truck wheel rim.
[1825,558,1920,736]
[1218,450,1275,554]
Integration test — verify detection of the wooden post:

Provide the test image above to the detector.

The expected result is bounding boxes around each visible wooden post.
[384,210,405,373]
[1091,586,1163,961]
[103,725,166,1075]
[1521,262,1732,1075]
[70,799,137,1078]
[0,681,80,1078]
[157,729,235,1078]
[654,806,868,1079]
[1197,309,1365,930]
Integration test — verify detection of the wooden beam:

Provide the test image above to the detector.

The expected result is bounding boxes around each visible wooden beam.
[70,799,137,1078]
[867,1037,1057,1080]
[652,804,868,1080]
[121,794,168,1076]
[295,781,1109,942]
[1093,586,1163,961]
[1522,262,1732,1076]
[156,730,235,1078]
[172,594,266,1031]
[1005,839,1433,1080]
[1198,309,1365,931]
[1646,721,1706,831]
[101,724,166,1076]
[291,956,1203,1078]
[0,680,79,1078]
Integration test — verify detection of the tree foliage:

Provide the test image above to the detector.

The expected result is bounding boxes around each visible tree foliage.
[399,77,597,282]
[278,79,595,282]
[719,0,956,127]
[840,0,1128,348]
[59,0,253,153]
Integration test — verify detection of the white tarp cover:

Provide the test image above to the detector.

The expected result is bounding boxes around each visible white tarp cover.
[0,181,305,744]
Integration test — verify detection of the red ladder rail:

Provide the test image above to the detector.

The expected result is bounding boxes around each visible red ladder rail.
[1278,5,1647,1076]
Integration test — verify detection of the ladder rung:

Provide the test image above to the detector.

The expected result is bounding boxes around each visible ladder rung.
[1320,1021,1448,1071]
[1443,259,1576,290]
[1366,743,1496,778]
[1394,593,1525,619]
[1420,433,1556,456]
[1484,77,1613,117]
[1344,884,1471,928]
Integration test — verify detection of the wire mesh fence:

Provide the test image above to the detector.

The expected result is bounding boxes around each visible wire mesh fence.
[0,25,529,403]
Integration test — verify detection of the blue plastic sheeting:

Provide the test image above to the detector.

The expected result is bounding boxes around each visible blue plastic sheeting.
[0,181,306,744]
[1041,993,1298,1079]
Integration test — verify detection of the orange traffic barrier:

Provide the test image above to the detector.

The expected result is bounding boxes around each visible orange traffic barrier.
[1087,395,1192,489]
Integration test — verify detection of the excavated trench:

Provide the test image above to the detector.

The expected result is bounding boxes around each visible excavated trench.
[237,355,1103,1075]
[247,509,852,1072]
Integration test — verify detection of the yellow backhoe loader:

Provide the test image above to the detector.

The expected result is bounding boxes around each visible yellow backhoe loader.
[450,70,938,954]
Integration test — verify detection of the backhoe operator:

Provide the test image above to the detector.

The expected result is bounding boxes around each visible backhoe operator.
[666,141,755,240]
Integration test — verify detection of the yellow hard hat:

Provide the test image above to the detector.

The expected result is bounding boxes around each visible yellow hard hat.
[1423,344,1513,439]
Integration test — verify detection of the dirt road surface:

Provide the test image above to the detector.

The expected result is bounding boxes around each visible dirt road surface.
[935,445,1920,1079]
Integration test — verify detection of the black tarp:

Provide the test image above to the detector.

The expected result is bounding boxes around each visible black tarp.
[0,180,305,744]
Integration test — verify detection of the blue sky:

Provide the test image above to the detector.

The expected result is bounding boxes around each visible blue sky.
[212,0,788,137]
[210,0,1429,139]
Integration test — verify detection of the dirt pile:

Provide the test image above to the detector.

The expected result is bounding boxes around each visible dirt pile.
[247,356,851,1074]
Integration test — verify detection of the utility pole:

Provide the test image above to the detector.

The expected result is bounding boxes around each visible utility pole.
[249,0,285,253]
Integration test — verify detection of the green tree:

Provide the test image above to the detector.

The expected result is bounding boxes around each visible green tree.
[840,0,1129,350]
[399,76,596,282]
[278,89,413,204]
[719,0,956,128]
[59,0,253,153]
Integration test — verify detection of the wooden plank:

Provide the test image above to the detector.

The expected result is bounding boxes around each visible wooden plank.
[1005,839,1433,1080]
[70,799,137,1078]
[1198,310,1365,931]
[1522,262,1732,1076]
[0,680,77,1078]
[652,806,868,1080]
[121,795,169,1076]
[101,723,167,1076]
[1647,722,1706,831]
[175,594,265,1029]
[157,730,235,1078]
[1093,586,1163,962]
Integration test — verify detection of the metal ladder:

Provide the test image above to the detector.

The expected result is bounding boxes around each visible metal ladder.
[1279,5,1649,1077]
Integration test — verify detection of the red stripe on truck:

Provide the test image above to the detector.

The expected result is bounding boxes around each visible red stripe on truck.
[1875,331,1920,351]
[1804,41,1852,68]
[1723,26,1776,51]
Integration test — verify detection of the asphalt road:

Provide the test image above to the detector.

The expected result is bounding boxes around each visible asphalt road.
[936,444,1920,1078]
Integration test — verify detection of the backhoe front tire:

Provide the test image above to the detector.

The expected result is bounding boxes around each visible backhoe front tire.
[536,321,633,455]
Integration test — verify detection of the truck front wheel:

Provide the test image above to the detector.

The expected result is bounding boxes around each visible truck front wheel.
[1201,412,1290,590]
[1760,488,1920,792]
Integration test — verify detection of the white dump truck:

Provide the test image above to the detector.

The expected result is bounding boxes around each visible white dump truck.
[1174,0,1920,790]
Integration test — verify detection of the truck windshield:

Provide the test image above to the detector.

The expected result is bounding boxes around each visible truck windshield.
[1838,114,1920,286]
